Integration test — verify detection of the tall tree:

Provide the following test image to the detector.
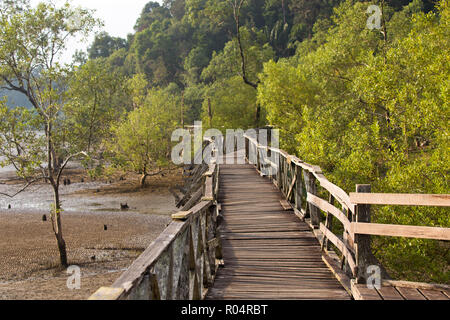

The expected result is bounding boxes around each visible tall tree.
[87,31,127,59]
[65,59,130,155]
[108,87,181,187]
[0,0,99,267]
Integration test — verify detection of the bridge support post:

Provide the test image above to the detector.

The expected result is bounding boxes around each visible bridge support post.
[355,184,372,283]
[304,171,320,228]
[294,166,303,213]
[245,136,249,162]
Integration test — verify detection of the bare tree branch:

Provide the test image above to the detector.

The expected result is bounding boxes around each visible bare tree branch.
[230,0,259,90]
[56,151,88,184]
[0,178,41,198]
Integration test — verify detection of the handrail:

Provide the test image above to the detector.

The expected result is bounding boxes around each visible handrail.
[244,132,358,279]
[349,193,450,207]
[244,133,355,213]
[89,131,449,300]
[90,141,222,300]
[350,222,450,241]
[243,131,450,285]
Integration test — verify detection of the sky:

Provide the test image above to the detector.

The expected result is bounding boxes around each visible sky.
[30,0,161,63]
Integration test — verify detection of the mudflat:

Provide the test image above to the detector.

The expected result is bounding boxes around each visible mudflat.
[0,169,182,300]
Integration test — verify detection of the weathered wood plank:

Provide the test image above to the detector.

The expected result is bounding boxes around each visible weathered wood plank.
[382,280,450,291]
[418,289,450,300]
[172,210,193,221]
[351,281,382,300]
[207,162,351,300]
[307,193,351,232]
[321,254,352,296]
[202,176,214,201]
[376,286,404,300]
[280,199,293,211]
[395,287,426,300]
[180,188,204,212]
[89,287,125,300]
[349,193,450,207]
[319,223,356,276]
[351,222,450,241]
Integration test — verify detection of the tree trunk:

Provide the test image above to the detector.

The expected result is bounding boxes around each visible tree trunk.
[255,104,261,128]
[140,173,148,188]
[51,185,68,267]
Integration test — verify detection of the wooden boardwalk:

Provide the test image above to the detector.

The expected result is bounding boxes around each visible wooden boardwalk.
[89,144,450,301]
[206,163,351,300]
[352,281,450,300]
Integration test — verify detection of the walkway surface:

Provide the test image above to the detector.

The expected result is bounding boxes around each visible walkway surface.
[206,163,351,300]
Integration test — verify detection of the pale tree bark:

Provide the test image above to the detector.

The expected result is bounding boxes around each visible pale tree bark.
[0,1,98,268]
[50,184,68,267]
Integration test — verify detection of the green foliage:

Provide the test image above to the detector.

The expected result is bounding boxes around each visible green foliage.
[0,0,101,266]
[65,59,130,155]
[89,0,354,126]
[88,31,127,59]
[258,0,450,283]
[108,87,181,184]
[200,28,274,130]
[0,102,44,179]
[202,76,261,130]
[0,0,100,175]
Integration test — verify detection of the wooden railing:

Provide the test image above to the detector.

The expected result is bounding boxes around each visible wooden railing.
[244,132,450,287]
[89,131,449,300]
[89,141,222,300]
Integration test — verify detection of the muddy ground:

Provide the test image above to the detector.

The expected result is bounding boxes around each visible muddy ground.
[0,168,183,300]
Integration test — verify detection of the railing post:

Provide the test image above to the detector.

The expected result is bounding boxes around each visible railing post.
[245,136,249,162]
[294,166,303,213]
[304,171,320,228]
[355,184,372,284]
[276,155,282,189]
[321,194,335,251]
[256,129,261,173]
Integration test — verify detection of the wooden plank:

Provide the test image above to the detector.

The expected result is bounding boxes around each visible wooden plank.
[314,174,355,213]
[171,210,193,221]
[208,238,220,248]
[350,193,450,207]
[377,286,404,300]
[395,287,426,300]
[351,280,382,300]
[205,163,350,300]
[304,171,320,228]
[383,280,450,291]
[89,287,125,300]
[322,254,352,296]
[320,223,356,276]
[418,289,449,300]
[112,220,188,289]
[354,184,372,284]
[307,193,351,232]
[351,222,450,241]
[286,175,297,200]
[280,199,293,211]
[202,176,214,201]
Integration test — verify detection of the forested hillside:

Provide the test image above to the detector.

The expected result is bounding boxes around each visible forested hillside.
[0,0,448,283]
[87,0,447,283]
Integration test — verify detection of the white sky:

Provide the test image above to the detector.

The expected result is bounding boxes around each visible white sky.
[30,0,162,63]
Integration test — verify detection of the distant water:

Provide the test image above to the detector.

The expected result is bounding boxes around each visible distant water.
[0,131,45,177]
[0,157,15,175]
